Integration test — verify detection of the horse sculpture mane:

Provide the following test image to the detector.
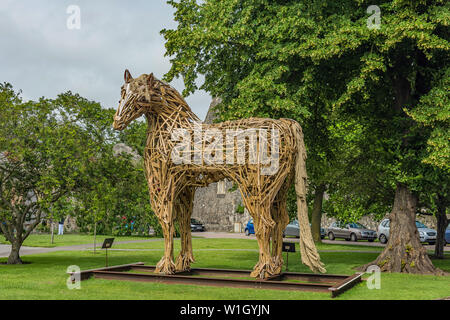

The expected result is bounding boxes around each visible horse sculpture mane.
[113,70,325,279]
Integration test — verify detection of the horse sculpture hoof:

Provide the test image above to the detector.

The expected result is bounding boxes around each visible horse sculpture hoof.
[155,256,176,275]
[250,260,281,279]
[175,253,195,272]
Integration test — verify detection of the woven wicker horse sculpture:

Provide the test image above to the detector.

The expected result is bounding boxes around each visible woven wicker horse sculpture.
[112,70,325,278]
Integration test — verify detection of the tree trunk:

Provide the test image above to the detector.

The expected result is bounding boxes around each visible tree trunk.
[434,194,449,259]
[7,240,23,264]
[360,184,443,274]
[311,184,326,243]
[50,217,54,244]
[93,220,97,254]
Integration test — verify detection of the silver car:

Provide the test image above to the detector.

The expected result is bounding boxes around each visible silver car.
[327,222,377,242]
[283,219,325,239]
[377,219,437,244]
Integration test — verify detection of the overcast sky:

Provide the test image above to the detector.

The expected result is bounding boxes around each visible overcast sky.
[0,0,211,120]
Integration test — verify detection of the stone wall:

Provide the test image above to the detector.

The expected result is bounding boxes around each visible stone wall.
[192,180,250,232]
[64,215,79,233]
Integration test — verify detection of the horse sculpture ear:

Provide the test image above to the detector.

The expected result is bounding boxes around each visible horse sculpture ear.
[124,69,133,83]
[148,73,155,88]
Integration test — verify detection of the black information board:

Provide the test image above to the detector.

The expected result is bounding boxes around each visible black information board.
[102,238,114,249]
[101,238,115,267]
[282,242,295,253]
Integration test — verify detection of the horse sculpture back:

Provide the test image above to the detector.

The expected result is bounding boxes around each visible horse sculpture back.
[113,70,325,278]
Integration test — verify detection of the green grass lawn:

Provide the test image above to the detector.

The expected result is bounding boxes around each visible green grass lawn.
[0,238,448,300]
[113,237,384,252]
[0,234,153,248]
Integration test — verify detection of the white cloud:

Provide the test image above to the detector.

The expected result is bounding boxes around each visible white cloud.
[0,0,211,120]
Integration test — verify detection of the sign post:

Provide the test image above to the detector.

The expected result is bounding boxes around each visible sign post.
[101,238,115,267]
[282,242,295,272]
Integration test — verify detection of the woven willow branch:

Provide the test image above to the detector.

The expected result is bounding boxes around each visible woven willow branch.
[113,70,325,278]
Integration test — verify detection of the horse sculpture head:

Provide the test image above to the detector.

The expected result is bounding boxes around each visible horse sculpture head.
[113,69,158,131]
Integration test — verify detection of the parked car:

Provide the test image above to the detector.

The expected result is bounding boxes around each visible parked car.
[327,222,377,242]
[245,218,325,239]
[190,218,205,232]
[446,225,450,245]
[245,219,255,236]
[282,219,325,239]
[284,220,300,238]
[377,219,437,244]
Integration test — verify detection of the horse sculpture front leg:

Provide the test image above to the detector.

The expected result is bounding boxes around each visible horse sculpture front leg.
[155,201,177,274]
[150,185,175,274]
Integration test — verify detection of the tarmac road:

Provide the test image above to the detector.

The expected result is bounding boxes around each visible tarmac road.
[194,231,450,251]
[0,238,164,258]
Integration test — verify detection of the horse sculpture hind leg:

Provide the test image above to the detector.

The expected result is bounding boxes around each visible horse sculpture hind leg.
[251,200,276,279]
[175,187,196,272]
[239,170,289,279]
[270,177,292,274]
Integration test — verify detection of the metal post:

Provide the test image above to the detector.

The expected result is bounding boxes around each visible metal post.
[101,238,114,268]
[286,252,289,272]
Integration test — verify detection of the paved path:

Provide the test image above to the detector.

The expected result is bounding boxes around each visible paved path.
[0,244,47,258]
[0,239,164,258]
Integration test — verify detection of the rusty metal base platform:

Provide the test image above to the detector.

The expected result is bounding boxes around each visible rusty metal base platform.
[70,262,363,298]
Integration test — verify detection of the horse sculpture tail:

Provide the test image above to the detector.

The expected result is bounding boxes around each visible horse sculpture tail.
[292,121,326,273]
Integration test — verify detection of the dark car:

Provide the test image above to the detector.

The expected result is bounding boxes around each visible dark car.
[245,219,255,236]
[190,218,205,232]
[327,222,377,242]
[282,220,325,239]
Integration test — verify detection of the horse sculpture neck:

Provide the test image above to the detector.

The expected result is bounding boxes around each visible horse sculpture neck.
[143,81,201,130]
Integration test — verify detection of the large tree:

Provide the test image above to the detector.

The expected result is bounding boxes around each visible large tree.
[408,69,450,259]
[163,0,344,243]
[0,86,111,263]
[162,0,449,274]
[72,142,158,238]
